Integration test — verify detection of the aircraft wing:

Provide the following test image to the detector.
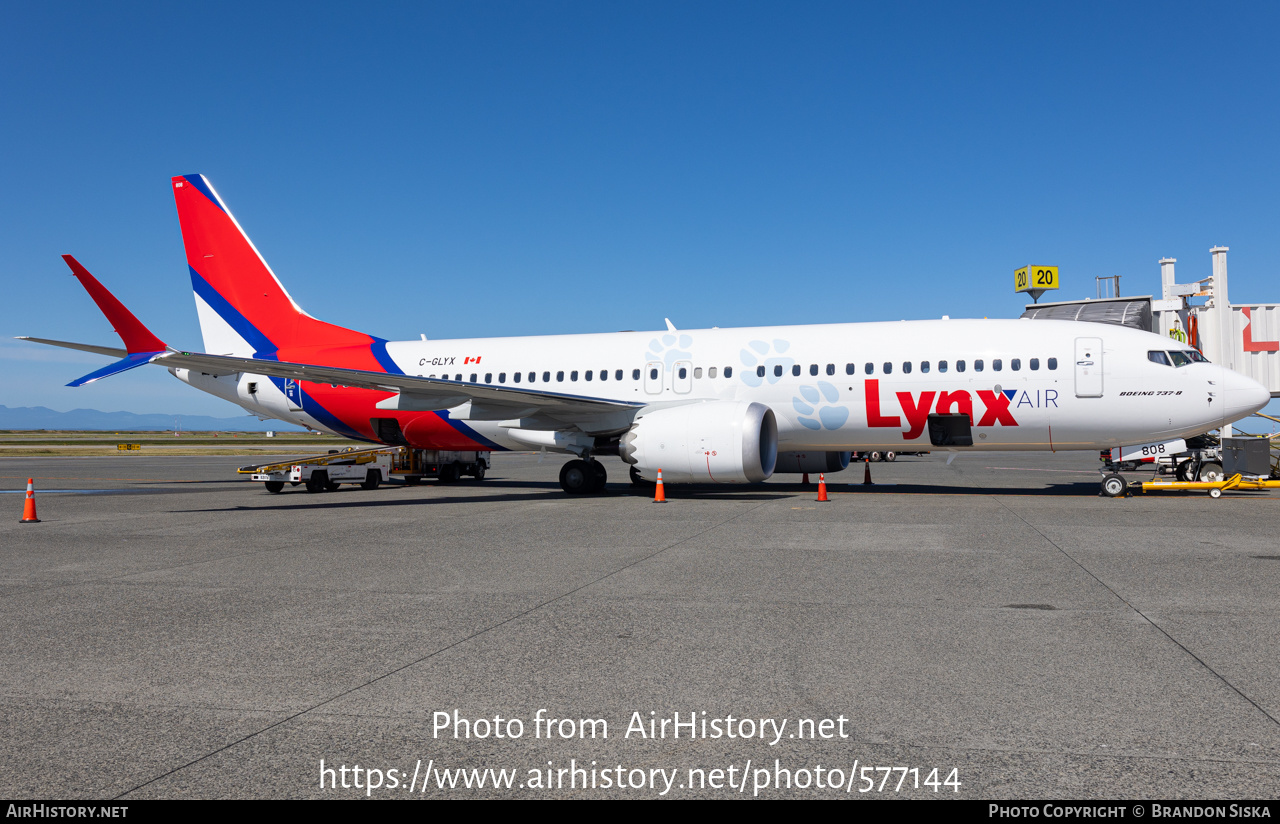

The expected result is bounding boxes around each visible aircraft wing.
[20,337,643,427]
[18,337,128,359]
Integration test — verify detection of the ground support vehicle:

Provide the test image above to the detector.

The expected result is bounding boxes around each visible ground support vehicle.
[391,449,489,484]
[242,446,395,493]
[241,447,490,492]
[1100,435,1225,485]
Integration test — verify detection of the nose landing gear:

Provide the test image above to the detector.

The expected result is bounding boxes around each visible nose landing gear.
[1100,473,1129,497]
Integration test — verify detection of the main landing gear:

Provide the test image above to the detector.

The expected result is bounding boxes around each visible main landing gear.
[560,458,607,494]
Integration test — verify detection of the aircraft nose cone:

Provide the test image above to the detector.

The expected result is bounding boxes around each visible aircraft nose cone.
[1223,370,1271,422]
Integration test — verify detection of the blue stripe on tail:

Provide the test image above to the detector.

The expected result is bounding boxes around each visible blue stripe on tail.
[190,266,278,357]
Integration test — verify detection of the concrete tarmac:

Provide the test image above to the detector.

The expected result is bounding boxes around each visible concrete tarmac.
[1,452,1278,799]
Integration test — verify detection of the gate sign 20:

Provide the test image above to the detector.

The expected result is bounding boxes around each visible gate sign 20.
[1015,266,1059,293]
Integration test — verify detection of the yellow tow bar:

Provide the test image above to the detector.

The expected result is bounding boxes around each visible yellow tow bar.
[1139,473,1280,498]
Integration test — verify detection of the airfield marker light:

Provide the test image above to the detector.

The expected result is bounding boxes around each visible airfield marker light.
[20,478,40,523]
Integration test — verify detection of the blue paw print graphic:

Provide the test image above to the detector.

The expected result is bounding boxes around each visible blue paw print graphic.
[739,339,795,387]
[793,382,850,430]
[647,333,693,368]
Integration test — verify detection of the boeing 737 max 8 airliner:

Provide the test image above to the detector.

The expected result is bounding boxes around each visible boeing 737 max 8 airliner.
[20,175,1270,495]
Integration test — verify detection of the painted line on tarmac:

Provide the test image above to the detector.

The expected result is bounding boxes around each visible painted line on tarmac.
[984,466,1100,473]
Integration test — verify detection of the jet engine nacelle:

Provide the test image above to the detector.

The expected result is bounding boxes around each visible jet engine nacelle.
[619,401,777,483]
[773,451,851,474]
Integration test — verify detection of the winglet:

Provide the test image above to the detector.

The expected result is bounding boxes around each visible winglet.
[61,255,167,354]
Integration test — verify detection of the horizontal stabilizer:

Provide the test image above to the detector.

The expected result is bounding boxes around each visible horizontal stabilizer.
[67,351,167,387]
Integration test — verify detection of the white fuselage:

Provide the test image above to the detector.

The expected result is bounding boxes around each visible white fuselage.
[184,317,1269,453]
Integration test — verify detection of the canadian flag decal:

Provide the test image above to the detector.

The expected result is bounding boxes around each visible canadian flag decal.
[464,356,482,365]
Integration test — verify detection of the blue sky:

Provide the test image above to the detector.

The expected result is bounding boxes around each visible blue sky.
[2,2,1278,420]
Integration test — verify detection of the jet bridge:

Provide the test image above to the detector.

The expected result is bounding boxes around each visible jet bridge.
[1154,249,1280,401]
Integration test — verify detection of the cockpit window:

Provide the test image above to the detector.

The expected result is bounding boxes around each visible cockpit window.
[1184,350,1209,363]
[1148,350,1171,366]
[1167,351,1191,367]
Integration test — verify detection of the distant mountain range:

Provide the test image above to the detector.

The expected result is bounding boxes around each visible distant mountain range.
[0,405,307,432]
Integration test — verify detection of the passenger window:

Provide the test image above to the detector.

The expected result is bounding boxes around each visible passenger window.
[902,361,912,374]
[920,361,930,373]
[775,365,784,377]
[571,370,579,381]
[470,373,477,382]
[528,372,535,382]
[1168,351,1190,367]
[543,371,550,382]
[708,367,718,378]
[938,360,948,373]
[956,360,965,373]
[757,365,766,378]
[615,370,623,380]
[693,367,702,378]
[1048,357,1058,370]
[600,369,608,381]
[826,364,835,376]
[724,366,733,378]
[1148,351,1171,366]
[648,368,657,380]
[585,370,593,381]
[1011,359,1021,371]
[992,359,1002,372]
[1029,358,1039,371]
[513,372,521,383]
[865,363,874,375]
[485,373,493,383]
[846,363,856,375]
[809,364,818,376]
[557,370,565,382]
[678,367,687,379]
[973,360,983,372]
[499,372,507,383]
[632,369,640,380]
[791,364,800,377]
[883,362,893,374]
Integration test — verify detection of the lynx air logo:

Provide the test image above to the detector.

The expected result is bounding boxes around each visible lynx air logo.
[863,379,1059,440]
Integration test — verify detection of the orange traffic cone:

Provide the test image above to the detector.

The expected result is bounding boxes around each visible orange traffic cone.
[862,458,873,486]
[653,469,667,503]
[802,472,810,485]
[20,478,40,523]
[817,473,829,502]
